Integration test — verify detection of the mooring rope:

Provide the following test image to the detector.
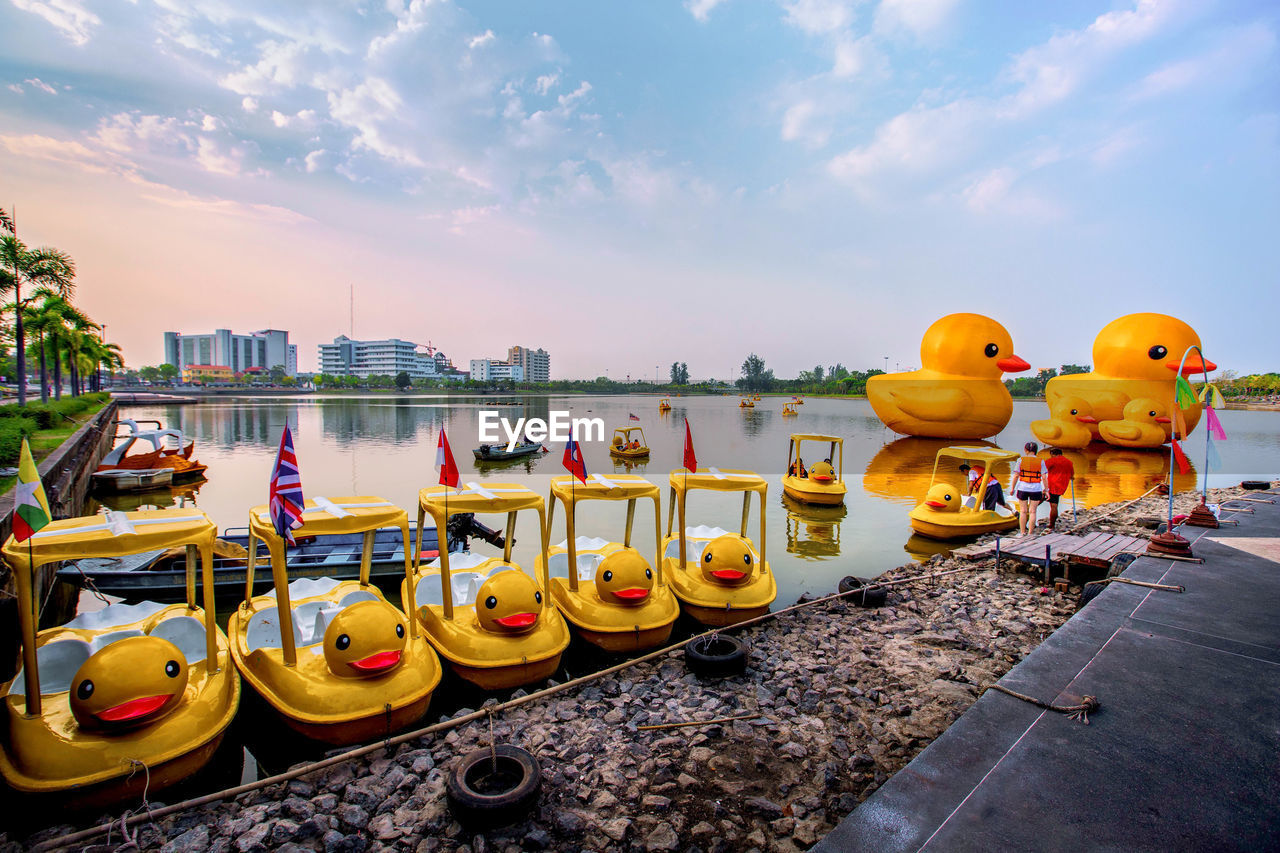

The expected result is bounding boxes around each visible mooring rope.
[1093,577,1184,593]
[985,683,1100,725]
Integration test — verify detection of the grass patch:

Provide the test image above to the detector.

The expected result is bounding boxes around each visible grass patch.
[0,394,109,496]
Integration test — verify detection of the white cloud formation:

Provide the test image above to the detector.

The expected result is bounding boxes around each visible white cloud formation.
[686,0,730,23]
[1131,23,1276,101]
[242,96,259,113]
[873,0,959,40]
[468,29,494,49]
[23,77,59,95]
[326,76,423,166]
[304,149,329,173]
[194,137,243,175]
[10,0,100,46]
[782,0,855,35]
[535,73,559,95]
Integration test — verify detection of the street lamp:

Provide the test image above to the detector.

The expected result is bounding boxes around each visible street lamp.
[883,356,888,373]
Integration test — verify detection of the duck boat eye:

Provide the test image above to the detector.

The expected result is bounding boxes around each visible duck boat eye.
[165,660,180,677]
[485,596,498,609]
[602,571,613,582]
[534,591,542,604]
[76,680,94,700]
[335,634,350,650]
[395,624,404,638]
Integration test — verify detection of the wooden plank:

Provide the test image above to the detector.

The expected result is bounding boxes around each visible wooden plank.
[1077,533,1120,560]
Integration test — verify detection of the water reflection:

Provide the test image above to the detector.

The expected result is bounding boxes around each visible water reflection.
[781,495,845,560]
[862,437,1012,505]
[88,481,205,515]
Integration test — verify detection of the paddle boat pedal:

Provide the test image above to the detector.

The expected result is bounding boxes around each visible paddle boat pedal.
[540,474,679,653]
[662,468,777,627]
[228,497,441,746]
[908,446,1019,540]
[406,483,569,691]
[0,509,239,810]
[782,434,847,506]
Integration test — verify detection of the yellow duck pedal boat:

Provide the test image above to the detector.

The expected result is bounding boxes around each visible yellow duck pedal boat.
[739,398,755,409]
[662,469,777,626]
[781,404,798,417]
[908,446,1019,540]
[608,426,651,460]
[405,483,569,691]
[228,497,441,746]
[539,474,679,653]
[782,434,848,506]
[0,509,239,810]
[658,398,672,412]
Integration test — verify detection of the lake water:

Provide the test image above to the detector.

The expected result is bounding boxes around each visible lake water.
[101,394,1280,607]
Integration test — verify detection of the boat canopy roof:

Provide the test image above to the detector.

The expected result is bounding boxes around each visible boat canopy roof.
[419,482,543,517]
[934,445,1018,464]
[613,426,645,438]
[3,508,215,573]
[668,468,767,496]
[249,495,407,542]
[789,433,844,445]
[550,473,658,506]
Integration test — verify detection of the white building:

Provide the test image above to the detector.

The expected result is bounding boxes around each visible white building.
[469,359,525,382]
[163,328,296,377]
[507,346,550,382]
[319,335,462,380]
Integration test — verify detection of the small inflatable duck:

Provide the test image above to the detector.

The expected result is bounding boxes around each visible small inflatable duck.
[594,550,654,605]
[1098,398,1172,448]
[70,636,189,731]
[808,460,836,483]
[699,534,756,587]
[867,313,1030,439]
[1046,313,1214,446]
[476,570,544,634]
[322,600,407,678]
[920,483,962,513]
[1030,396,1098,450]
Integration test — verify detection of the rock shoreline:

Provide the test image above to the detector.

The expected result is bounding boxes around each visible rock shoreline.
[14,483,1268,853]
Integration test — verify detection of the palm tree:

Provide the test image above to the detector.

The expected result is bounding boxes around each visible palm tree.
[1,207,76,406]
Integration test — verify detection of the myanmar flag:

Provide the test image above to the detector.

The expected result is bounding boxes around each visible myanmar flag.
[13,438,51,542]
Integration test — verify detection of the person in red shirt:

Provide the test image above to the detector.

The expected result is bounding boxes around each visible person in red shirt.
[1043,448,1075,531]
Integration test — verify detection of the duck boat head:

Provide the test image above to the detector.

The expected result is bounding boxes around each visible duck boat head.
[699,534,757,588]
[70,635,189,732]
[323,599,408,678]
[594,550,654,605]
[476,570,543,634]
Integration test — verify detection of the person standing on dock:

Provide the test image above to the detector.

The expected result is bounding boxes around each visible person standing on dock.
[1011,441,1048,536]
[1043,448,1074,531]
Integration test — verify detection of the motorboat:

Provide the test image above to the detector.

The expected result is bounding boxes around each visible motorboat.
[227,497,441,745]
[908,446,1019,540]
[90,467,174,493]
[473,440,543,462]
[782,434,847,506]
[608,426,650,460]
[0,509,239,809]
[405,483,569,690]
[661,468,777,626]
[540,473,679,652]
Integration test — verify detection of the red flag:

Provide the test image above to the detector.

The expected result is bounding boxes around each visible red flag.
[683,417,697,473]
[435,429,459,489]
[1171,437,1191,475]
[563,429,588,484]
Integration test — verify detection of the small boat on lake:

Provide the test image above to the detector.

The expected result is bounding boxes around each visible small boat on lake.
[608,426,650,460]
[908,445,1018,540]
[782,434,847,506]
[90,467,174,493]
[473,440,544,461]
[658,398,672,412]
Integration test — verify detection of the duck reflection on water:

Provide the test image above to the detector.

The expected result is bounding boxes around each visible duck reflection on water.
[781,495,846,560]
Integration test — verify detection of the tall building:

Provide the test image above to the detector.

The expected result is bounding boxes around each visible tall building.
[163,329,295,377]
[469,359,525,382]
[318,335,462,380]
[507,346,550,382]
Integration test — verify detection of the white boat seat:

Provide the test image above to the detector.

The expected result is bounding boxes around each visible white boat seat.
[340,590,378,607]
[293,601,332,646]
[426,551,489,571]
[63,600,168,631]
[415,572,481,608]
[554,536,611,552]
[264,576,342,600]
[89,629,144,654]
[8,639,92,696]
[547,551,605,581]
[664,539,709,562]
[245,607,305,653]
[149,615,209,663]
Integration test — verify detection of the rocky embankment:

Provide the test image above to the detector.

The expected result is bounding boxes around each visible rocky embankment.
[17,483,1270,853]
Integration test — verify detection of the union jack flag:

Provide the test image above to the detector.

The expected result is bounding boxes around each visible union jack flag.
[269,423,305,544]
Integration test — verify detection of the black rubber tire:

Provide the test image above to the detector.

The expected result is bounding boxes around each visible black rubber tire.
[684,634,749,678]
[1107,552,1138,578]
[1077,581,1107,611]
[837,576,888,608]
[1241,480,1271,490]
[1155,522,1168,535]
[446,744,541,827]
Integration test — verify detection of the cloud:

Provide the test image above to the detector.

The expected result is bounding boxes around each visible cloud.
[873,0,959,40]
[326,76,423,166]
[468,29,494,49]
[686,0,729,23]
[1130,23,1276,101]
[10,0,100,46]
[535,73,559,95]
[781,0,855,36]
[93,113,192,155]
[304,149,330,173]
[781,100,830,147]
[219,40,316,96]
[242,96,259,113]
[22,77,59,95]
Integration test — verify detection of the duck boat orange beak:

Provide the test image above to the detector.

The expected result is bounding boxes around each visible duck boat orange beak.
[1075,415,1098,423]
[926,499,947,508]
[710,569,746,581]
[350,651,402,673]
[997,355,1030,373]
[96,694,170,723]
[613,588,649,601]
[1155,415,1172,423]
[1168,356,1216,374]
[495,612,537,628]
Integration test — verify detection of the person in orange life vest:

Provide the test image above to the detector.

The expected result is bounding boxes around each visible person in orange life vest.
[960,463,1009,511]
[1043,448,1075,531]
[958,463,986,495]
[1011,441,1049,536]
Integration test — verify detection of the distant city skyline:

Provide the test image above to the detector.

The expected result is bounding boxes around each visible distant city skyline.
[2,1,1276,378]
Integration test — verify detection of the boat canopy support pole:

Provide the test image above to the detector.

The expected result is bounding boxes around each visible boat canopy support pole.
[677,489,688,571]
[268,534,298,667]
[184,544,198,610]
[200,540,219,669]
[537,506,552,605]
[244,532,258,604]
[14,553,40,716]
[565,501,579,592]
[503,512,517,565]
[624,499,636,549]
[359,530,374,586]
[667,488,677,538]
[650,494,663,586]
[758,490,768,574]
[740,493,751,538]
[400,519,417,639]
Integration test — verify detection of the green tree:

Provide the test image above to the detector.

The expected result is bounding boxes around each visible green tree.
[269,364,286,384]
[395,371,412,390]
[1060,364,1089,375]
[139,365,162,383]
[1,208,76,405]
[679,362,689,384]
[739,353,774,392]
[670,362,681,385]
[158,363,179,384]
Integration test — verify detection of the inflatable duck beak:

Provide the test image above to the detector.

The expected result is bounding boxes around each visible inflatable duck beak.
[1167,356,1216,374]
[1075,414,1097,423]
[710,569,746,581]
[350,650,402,673]
[997,355,1030,373]
[96,695,171,724]
[495,612,538,628]
[1154,415,1172,423]
[813,475,833,483]
[613,588,649,601]
[925,499,947,508]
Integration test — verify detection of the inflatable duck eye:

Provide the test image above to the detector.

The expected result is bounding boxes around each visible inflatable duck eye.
[1069,408,1079,416]
[76,679,94,700]
[165,660,181,678]
[602,570,614,582]
[70,635,188,731]
[335,634,351,650]
[704,552,713,563]
[395,623,405,639]
[1148,345,1167,360]
[535,590,542,604]
[1148,410,1157,418]
[485,596,498,609]
[984,343,999,357]
[645,568,652,579]
[323,599,407,678]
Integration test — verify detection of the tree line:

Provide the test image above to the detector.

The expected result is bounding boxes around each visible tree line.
[1,207,123,404]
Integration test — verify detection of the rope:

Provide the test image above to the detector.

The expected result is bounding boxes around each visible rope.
[985,683,1100,725]
[636,712,761,731]
[1094,577,1184,593]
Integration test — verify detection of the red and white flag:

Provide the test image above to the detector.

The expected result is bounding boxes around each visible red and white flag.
[683,417,698,473]
[435,429,460,489]
[563,427,588,485]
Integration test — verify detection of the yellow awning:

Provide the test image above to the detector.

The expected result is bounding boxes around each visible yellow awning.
[248,496,407,542]
[788,433,844,444]
[3,509,216,573]
[934,446,1019,464]
[550,473,659,506]
[418,483,543,516]
[668,468,768,496]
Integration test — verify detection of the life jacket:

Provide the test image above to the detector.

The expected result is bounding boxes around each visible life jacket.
[1018,456,1043,486]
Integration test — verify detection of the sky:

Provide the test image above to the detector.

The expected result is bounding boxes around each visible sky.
[1,0,1276,379]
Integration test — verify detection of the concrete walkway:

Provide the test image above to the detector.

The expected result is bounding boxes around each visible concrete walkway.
[816,492,1280,852]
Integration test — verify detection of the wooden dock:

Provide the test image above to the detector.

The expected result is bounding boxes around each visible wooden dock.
[953,530,1149,573]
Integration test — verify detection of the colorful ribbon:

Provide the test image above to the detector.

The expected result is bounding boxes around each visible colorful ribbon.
[1206,435,1221,471]
[1204,404,1227,440]
[1198,384,1226,409]
[1175,375,1197,409]
[1171,437,1191,475]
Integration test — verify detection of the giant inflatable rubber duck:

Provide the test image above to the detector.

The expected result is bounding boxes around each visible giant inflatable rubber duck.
[1098,398,1172,448]
[1030,396,1097,449]
[867,313,1030,439]
[1045,313,1214,448]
